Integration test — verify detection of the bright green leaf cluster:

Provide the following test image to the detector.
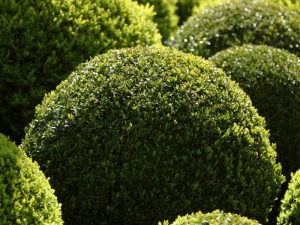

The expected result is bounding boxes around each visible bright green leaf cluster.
[210,44,300,177]
[0,0,161,143]
[169,0,300,58]
[135,0,179,40]
[159,209,261,225]
[0,134,63,225]
[277,169,300,225]
[23,46,284,224]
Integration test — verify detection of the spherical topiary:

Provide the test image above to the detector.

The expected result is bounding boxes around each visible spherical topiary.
[277,169,300,225]
[23,46,284,225]
[169,0,300,58]
[210,44,300,177]
[159,210,261,225]
[135,0,179,40]
[0,134,63,225]
[192,0,300,14]
[0,0,161,143]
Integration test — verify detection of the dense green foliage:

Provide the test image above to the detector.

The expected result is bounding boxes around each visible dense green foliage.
[159,210,261,225]
[169,0,300,58]
[23,46,283,224]
[0,134,62,225]
[210,45,300,177]
[0,0,161,143]
[135,0,178,40]
[277,169,300,225]
[192,0,300,14]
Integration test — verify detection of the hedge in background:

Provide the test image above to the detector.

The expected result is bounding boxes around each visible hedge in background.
[159,210,261,225]
[277,169,300,225]
[135,0,179,40]
[210,44,300,177]
[169,0,300,58]
[192,0,300,15]
[176,0,201,24]
[22,46,284,224]
[0,0,161,143]
[0,134,63,225]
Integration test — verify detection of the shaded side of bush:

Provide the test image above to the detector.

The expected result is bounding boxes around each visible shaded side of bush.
[210,44,300,177]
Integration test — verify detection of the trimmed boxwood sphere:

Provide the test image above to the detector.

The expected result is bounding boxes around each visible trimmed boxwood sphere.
[23,46,284,225]
[0,0,161,143]
[135,0,179,40]
[277,170,300,225]
[159,209,261,225]
[0,134,63,225]
[169,0,300,58]
[277,169,300,225]
[210,44,300,177]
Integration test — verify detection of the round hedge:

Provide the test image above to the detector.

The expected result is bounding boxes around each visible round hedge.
[0,134,62,225]
[23,46,284,225]
[277,169,300,225]
[159,210,261,225]
[210,44,300,177]
[169,0,300,58]
[192,0,300,14]
[135,0,179,40]
[0,0,161,143]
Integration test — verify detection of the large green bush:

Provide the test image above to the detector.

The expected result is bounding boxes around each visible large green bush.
[135,0,178,40]
[159,209,261,225]
[210,44,300,177]
[0,0,161,143]
[277,169,300,225]
[23,46,284,225]
[0,134,63,225]
[169,0,300,58]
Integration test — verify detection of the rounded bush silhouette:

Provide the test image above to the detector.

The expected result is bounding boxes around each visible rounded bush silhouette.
[210,44,300,177]
[169,0,300,58]
[277,169,300,225]
[159,209,261,225]
[135,0,179,40]
[23,46,284,225]
[0,0,161,143]
[0,134,62,225]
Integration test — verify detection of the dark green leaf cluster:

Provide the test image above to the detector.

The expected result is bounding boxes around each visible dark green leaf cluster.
[159,209,261,225]
[0,0,161,143]
[169,0,300,58]
[176,0,201,24]
[135,0,179,40]
[277,169,300,225]
[210,44,300,177]
[0,134,63,225]
[23,46,284,224]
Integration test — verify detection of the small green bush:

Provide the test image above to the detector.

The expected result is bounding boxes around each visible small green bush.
[23,46,284,225]
[0,134,63,225]
[159,209,261,225]
[210,44,300,177]
[277,169,300,225]
[169,0,300,58]
[135,0,179,40]
[0,0,161,143]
